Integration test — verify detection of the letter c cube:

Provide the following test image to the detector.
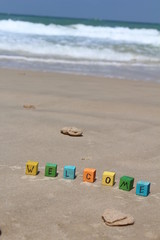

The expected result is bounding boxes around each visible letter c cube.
[83,168,96,183]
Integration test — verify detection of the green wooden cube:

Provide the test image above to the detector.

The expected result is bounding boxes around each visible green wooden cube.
[45,163,57,177]
[119,176,134,191]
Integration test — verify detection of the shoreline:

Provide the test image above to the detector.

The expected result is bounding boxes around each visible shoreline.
[1,65,160,83]
[0,68,160,240]
[0,62,160,83]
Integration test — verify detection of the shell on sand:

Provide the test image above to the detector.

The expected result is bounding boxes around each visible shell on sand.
[105,215,135,226]
[61,127,83,136]
[102,209,134,226]
[23,104,36,109]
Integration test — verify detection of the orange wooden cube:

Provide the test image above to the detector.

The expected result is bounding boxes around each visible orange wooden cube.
[83,168,96,183]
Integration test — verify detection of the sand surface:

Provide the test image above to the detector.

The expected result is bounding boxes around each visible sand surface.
[0,68,160,240]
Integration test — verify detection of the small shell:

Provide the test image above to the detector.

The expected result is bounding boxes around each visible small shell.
[102,209,134,226]
[104,215,135,226]
[61,127,83,136]
[23,104,36,109]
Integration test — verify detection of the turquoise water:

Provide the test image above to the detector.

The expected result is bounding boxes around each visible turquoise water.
[1,12,160,29]
[0,13,160,81]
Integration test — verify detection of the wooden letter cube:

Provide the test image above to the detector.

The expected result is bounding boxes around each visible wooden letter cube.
[102,171,115,186]
[136,181,150,197]
[83,168,96,183]
[63,166,76,180]
[26,161,39,176]
[45,163,57,177]
[119,176,134,191]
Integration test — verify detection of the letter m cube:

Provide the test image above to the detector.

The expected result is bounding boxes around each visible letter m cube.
[119,176,134,191]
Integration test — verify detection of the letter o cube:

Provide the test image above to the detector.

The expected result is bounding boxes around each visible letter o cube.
[63,166,76,180]
[83,168,96,183]
[119,176,134,191]
[26,161,39,176]
[45,163,57,177]
[136,181,150,197]
[102,171,115,186]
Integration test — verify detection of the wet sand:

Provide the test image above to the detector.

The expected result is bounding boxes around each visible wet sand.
[0,68,160,240]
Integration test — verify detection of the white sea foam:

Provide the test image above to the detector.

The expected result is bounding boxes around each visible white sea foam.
[0,19,160,45]
[0,19,160,69]
[0,40,159,64]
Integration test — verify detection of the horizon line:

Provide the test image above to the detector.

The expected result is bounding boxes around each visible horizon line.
[0,11,160,25]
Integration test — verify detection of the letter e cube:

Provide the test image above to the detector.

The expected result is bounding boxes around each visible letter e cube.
[45,163,57,177]
[136,181,150,197]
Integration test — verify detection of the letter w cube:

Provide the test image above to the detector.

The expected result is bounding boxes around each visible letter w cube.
[26,161,39,175]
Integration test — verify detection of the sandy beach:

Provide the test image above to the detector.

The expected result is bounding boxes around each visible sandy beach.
[0,68,160,240]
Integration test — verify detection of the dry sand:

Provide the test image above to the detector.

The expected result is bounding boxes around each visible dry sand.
[0,68,160,240]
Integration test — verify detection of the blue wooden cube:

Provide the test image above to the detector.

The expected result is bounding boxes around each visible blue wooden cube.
[136,181,150,197]
[63,166,76,180]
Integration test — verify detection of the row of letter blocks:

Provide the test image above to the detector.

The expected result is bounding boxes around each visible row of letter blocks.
[25,161,150,197]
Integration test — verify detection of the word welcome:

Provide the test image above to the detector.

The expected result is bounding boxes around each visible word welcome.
[26,161,151,197]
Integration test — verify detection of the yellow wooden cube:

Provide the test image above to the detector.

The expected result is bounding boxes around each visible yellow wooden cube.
[26,161,39,175]
[102,171,115,186]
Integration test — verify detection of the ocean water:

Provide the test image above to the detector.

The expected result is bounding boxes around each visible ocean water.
[0,13,160,81]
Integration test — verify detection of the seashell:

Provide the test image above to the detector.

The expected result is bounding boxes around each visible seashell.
[23,104,36,109]
[61,127,83,136]
[102,209,134,226]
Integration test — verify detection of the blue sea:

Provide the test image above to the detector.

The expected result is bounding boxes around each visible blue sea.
[0,13,160,82]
